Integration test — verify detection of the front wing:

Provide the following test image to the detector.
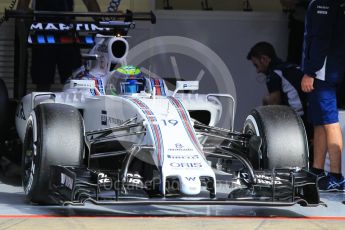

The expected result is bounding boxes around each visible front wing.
[49,165,321,207]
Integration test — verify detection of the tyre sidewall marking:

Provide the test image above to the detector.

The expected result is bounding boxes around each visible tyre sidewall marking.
[244,115,260,136]
[23,113,38,195]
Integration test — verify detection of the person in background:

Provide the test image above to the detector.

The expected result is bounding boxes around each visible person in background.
[247,41,313,164]
[247,42,306,116]
[301,0,345,191]
[16,0,101,91]
[281,0,345,112]
[280,0,309,65]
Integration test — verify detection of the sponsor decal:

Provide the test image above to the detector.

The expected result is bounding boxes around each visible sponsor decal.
[98,173,111,184]
[317,10,328,15]
[16,102,26,120]
[61,173,74,190]
[256,174,282,185]
[168,148,194,152]
[70,80,95,89]
[167,155,199,160]
[107,117,124,125]
[168,143,194,152]
[185,177,197,181]
[127,173,143,185]
[241,172,282,185]
[30,23,110,32]
[170,162,202,168]
[100,110,124,126]
[175,143,183,149]
[101,110,107,125]
[317,5,329,10]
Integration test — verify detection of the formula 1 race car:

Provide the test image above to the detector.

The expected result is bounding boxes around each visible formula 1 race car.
[6,10,320,206]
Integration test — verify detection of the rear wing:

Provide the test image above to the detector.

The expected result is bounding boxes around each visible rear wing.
[4,9,156,47]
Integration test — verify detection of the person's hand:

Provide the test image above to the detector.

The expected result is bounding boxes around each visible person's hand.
[301,74,314,93]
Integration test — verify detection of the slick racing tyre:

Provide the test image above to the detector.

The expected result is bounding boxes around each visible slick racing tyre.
[22,103,84,204]
[243,105,308,170]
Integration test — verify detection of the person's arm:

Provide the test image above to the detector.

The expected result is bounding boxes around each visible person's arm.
[264,72,283,105]
[16,0,31,10]
[82,0,101,12]
[263,91,282,105]
[301,0,337,78]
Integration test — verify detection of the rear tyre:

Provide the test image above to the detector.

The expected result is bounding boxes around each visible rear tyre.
[243,105,308,170]
[22,103,84,204]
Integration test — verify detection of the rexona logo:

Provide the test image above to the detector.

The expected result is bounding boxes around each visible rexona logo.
[167,155,199,160]
[170,162,202,168]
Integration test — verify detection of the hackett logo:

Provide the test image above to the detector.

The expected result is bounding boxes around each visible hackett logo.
[175,143,183,148]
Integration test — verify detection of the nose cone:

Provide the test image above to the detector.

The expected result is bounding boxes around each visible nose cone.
[179,176,201,195]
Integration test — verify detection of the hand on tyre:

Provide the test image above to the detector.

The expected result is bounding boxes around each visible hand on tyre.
[301,74,314,93]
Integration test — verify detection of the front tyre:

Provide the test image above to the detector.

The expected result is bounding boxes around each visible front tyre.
[22,103,84,204]
[243,105,308,170]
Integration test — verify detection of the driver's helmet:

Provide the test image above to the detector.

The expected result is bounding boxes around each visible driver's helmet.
[106,65,145,95]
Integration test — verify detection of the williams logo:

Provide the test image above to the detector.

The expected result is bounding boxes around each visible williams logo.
[185,177,196,181]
